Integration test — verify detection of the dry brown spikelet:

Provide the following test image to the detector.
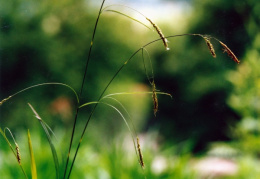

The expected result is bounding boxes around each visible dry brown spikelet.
[137,137,145,168]
[152,81,158,116]
[219,41,240,64]
[203,37,216,58]
[146,17,169,51]
[15,143,21,164]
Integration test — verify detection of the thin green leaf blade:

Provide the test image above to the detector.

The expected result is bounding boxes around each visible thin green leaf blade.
[28,130,37,179]
[28,103,60,179]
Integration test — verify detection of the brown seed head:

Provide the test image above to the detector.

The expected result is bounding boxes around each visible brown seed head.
[204,37,216,58]
[15,143,21,164]
[219,41,240,64]
[146,17,169,50]
[152,82,158,116]
[137,137,145,168]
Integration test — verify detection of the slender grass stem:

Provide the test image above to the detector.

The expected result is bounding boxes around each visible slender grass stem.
[0,83,79,106]
[103,9,151,30]
[79,0,106,98]
[62,107,80,179]
[142,47,154,85]
[63,0,106,178]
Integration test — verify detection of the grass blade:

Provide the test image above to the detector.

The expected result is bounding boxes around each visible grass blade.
[28,103,60,179]
[27,129,37,179]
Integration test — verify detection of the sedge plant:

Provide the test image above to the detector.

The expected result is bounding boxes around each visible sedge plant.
[0,0,240,178]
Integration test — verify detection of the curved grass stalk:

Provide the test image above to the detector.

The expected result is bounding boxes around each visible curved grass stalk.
[142,47,154,85]
[103,91,172,99]
[66,100,143,178]
[102,4,169,50]
[101,96,137,134]
[103,9,151,30]
[102,4,147,20]
[0,127,28,179]
[28,103,60,179]
[80,102,133,135]
[0,82,79,106]
[101,96,141,166]
[80,101,144,173]
[81,98,146,176]
[141,48,159,115]
[100,97,147,177]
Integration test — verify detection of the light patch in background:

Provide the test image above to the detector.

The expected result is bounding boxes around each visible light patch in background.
[91,0,191,22]
[91,0,192,35]
[41,15,61,36]
[151,155,168,174]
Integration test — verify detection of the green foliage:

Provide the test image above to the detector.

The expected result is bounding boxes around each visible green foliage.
[0,0,150,131]
[222,0,260,157]
[0,130,197,178]
[227,49,260,156]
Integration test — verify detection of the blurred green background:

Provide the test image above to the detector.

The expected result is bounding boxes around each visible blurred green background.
[0,0,259,178]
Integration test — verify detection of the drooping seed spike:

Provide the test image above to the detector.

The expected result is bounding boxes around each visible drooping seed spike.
[203,37,216,58]
[146,17,169,51]
[152,81,158,117]
[15,143,21,165]
[137,137,145,168]
[219,41,240,64]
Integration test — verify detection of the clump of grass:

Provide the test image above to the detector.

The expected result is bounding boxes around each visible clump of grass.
[0,0,240,178]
